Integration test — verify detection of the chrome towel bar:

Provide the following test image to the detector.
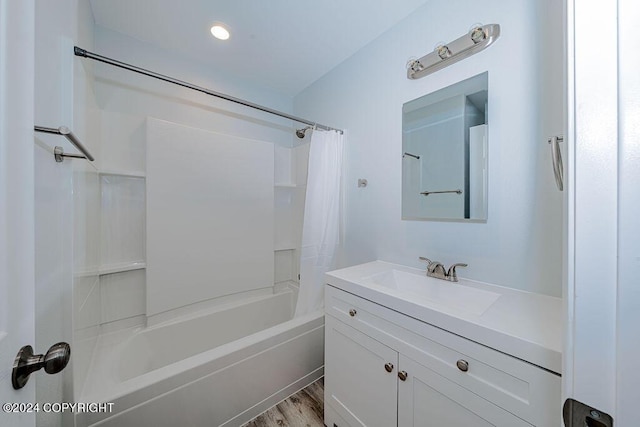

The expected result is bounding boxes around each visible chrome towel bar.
[420,189,463,196]
[403,152,420,160]
[34,126,95,162]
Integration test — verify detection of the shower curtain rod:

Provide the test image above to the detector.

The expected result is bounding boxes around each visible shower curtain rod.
[74,46,343,134]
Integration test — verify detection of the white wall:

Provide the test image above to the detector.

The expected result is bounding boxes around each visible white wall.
[93,26,295,155]
[88,26,301,327]
[294,0,564,296]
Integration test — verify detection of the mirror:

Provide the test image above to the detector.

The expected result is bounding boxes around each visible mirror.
[402,72,488,222]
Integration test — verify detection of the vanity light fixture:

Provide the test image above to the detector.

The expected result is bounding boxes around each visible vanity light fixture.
[406,23,500,80]
[210,24,230,40]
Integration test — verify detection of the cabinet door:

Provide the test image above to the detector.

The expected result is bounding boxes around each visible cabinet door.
[397,355,532,427]
[325,315,398,427]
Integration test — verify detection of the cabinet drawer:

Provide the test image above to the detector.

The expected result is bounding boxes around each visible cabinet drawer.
[325,285,560,427]
[398,354,532,427]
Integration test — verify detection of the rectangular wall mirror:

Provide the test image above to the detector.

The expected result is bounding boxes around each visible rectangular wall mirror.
[402,72,488,222]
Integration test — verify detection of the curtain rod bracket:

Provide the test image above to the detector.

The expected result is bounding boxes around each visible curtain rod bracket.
[53,146,89,163]
[74,46,88,57]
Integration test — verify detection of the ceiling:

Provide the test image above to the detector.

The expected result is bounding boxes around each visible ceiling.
[89,0,430,97]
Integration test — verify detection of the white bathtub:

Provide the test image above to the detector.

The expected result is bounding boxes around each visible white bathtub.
[76,291,324,427]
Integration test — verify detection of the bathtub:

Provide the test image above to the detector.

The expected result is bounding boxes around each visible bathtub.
[76,290,324,427]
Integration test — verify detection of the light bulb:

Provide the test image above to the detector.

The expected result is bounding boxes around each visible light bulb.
[210,25,230,40]
[406,57,424,72]
[470,26,486,44]
[436,45,452,59]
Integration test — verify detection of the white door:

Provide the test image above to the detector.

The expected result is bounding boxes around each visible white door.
[0,0,36,426]
[565,0,640,425]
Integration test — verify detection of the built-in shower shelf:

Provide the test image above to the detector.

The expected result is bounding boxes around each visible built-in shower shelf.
[100,170,146,179]
[99,261,146,275]
[275,183,305,189]
[74,268,100,278]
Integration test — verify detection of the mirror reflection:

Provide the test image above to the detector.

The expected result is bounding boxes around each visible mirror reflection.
[402,72,488,221]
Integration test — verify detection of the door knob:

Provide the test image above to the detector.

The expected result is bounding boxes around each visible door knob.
[12,342,71,389]
[384,362,394,373]
[398,371,408,381]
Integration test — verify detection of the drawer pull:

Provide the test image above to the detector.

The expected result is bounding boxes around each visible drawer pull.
[384,362,394,373]
[456,359,469,372]
[348,309,357,317]
[398,371,408,381]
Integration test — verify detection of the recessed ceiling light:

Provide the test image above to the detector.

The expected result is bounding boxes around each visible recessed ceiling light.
[210,24,230,41]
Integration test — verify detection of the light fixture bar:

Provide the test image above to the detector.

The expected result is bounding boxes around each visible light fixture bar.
[407,24,500,80]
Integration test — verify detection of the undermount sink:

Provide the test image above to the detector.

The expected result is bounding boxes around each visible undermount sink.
[362,269,501,316]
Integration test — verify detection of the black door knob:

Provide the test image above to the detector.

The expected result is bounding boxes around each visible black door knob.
[12,342,70,389]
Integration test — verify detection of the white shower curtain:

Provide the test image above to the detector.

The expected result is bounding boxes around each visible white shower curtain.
[294,129,344,316]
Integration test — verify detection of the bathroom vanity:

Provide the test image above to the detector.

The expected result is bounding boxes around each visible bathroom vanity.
[323,261,561,427]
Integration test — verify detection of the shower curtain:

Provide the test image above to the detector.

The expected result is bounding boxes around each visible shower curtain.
[294,129,344,316]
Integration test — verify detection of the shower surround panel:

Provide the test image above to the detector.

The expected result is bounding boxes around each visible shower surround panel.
[146,118,275,318]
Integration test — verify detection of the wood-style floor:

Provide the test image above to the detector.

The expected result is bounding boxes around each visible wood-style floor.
[242,378,325,427]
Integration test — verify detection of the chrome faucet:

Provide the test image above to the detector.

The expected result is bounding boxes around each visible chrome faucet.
[419,257,467,282]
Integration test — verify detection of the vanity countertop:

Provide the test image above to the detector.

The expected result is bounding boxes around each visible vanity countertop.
[325,260,562,375]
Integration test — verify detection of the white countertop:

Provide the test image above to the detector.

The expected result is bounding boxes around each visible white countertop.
[325,260,562,374]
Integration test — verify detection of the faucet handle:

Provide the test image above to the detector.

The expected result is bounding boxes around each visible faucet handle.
[420,257,445,274]
[447,263,468,281]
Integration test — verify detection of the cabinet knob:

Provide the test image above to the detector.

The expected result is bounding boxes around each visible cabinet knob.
[398,371,408,381]
[348,309,357,317]
[384,362,394,373]
[456,359,469,372]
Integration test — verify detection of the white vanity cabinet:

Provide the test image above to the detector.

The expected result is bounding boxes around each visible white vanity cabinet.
[325,315,398,427]
[324,285,561,427]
